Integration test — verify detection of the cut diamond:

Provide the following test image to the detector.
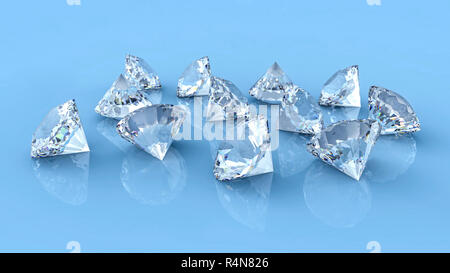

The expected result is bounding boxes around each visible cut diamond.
[205,77,249,121]
[124,54,161,90]
[116,105,187,160]
[368,86,420,135]
[177,56,212,97]
[95,74,154,119]
[31,100,89,158]
[319,65,361,107]
[249,62,294,104]
[280,86,323,134]
[214,115,273,181]
[307,119,381,181]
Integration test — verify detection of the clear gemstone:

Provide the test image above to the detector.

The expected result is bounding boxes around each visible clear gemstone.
[280,86,323,134]
[249,62,294,104]
[95,74,154,119]
[116,104,187,160]
[368,86,420,134]
[124,54,161,90]
[319,65,361,107]
[307,119,381,181]
[177,56,212,97]
[31,100,89,158]
[205,77,249,121]
[321,106,360,126]
[214,115,273,181]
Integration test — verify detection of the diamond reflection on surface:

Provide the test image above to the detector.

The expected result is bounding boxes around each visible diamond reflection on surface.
[321,106,360,126]
[276,131,313,178]
[121,148,186,205]
[304,161,371,228]
[215,173,273,231]
[32,152,89,205]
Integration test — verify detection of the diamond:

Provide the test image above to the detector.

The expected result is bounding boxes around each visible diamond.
[280,86,323,134]
[307,119,381,181]
[31,100,89,158]
[116,104,187,160]
[124,54,161,90]
[319,65,361,107]
[95,74,154,119]
[214,115,273,181]
[205,77,249,121]
[368,86,420,135]
[249,62,294,104]
[177,56,212,97]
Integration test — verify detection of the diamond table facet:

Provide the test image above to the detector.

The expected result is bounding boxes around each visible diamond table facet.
[307,119,381,181]
[177,56,212,98]
[368,86,420,135]
[31,100,89,158]
[249,62,294,104]
[124,54,161,90]
[116,104,188,160]
[319,65,361,107]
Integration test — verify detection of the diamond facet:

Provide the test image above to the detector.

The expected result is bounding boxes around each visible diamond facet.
[214,115,273,181]
[124,54,161,90]
[95,74,154,119]
[31,100,89,158]
[177,56,212,97]
[307,119,381,181]
[368,86,420,135]
[319,65,361,107]
[205,77,249,121]
[116,105,187,160]
[280,86,323,134]
[249,62,294,104]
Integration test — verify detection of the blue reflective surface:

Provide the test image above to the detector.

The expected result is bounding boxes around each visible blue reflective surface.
[1,0,450,252]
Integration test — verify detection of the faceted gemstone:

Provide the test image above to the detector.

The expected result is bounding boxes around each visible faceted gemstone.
[249,62,294,104]
[307,119,381,181]
[177,56,212,97]
[280,85,323,134]
[95,74,154,119]
[368,86,420,135]
[116,104,187,160]
[205,77,249,121]
[124,54,161,90]
[319,65,361,107]
[31,100,89,158]
[214,115,273,181]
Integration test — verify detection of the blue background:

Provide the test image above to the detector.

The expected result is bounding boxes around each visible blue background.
[1,0,449,252]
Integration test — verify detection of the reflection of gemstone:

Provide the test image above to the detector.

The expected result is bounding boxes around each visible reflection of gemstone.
[116,105,188,160]
[368,86,420,134]
[280,86,322,134]
[307,119,381,181]
[319,65,360,107]
[213,115,273,181]
[304,161,371,228]
[276,132,313,178]
[205,77,249,121]
[32,152,89,205]
[31,100,89,158]
[249,62,293,104]
[321,106,360,126]
[95,74,154,119]
[177,56,212,97]
[121,148,186,205]
[124,54,161,90]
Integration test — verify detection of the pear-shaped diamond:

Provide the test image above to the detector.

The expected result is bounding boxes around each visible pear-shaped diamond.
[177,56,212,97]
[249,62,294,104]
[116,105,187,160]
[307,119,381,181]
[124,54,161,90]
[319,65,361,107]
[214,115,273,181]
[95,74,154,119]
[280,85,323,134]
[205,77,249,121]
[31,100,89,158]
[368,86,420,135]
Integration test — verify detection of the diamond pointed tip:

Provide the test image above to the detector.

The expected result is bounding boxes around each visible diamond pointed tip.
[249,62,293,103]
[319,65,361,107]
[177,56,212,98]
